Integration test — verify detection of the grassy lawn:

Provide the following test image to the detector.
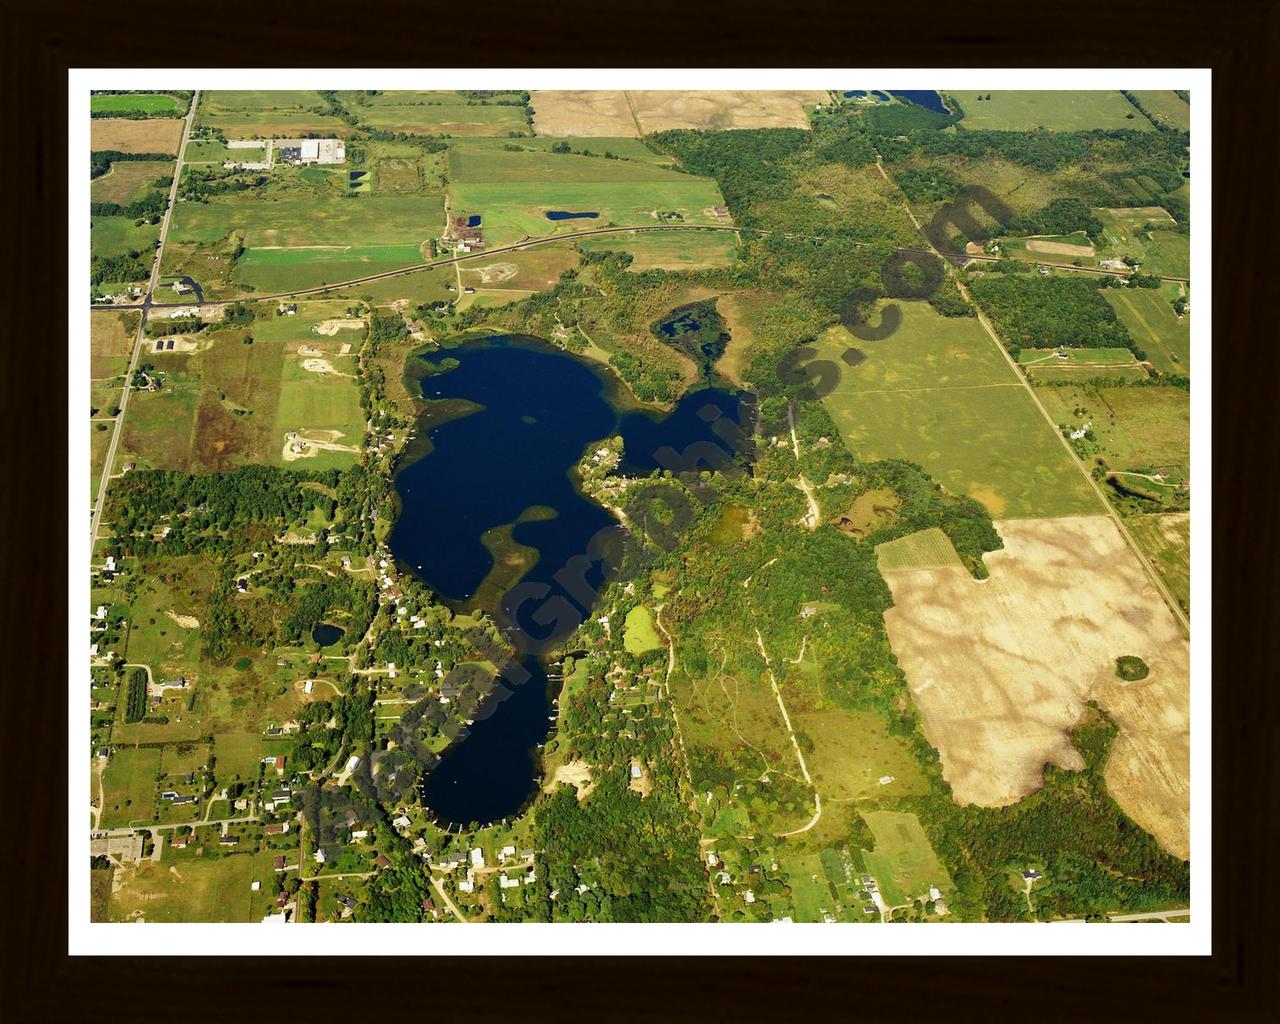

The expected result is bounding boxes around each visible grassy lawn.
[1129,90,1191,131]
[449,144,687,184]
[623,606,662,654]
[1038,383,1190,476]
[92,93,186,116]
[109,850,279,922]
[1093,207,1190,278]
[196,90,351,138]
[232,243,427,293]
[91,215,160,259]
[1104,283,1191,376]
[100,747,161,828]
[1018,345,1148,383]
[337,91,530,136]
[948,90,1152,131]
[815,304,1102,518]
[577,230,739,271]
[91,160,173,205]
[91,310,136,378]
[455,135,673,165]
[272,349,364,470]
[861,810,952,907]
[449,179,727,245]
[168,194,445,248]
[1127,513,1190,616]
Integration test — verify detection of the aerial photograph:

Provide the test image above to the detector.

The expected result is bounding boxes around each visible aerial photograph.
[83,83,1196,932]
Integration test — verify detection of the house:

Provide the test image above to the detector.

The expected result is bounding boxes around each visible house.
[351,829,369,842]
[172,794,197,805]
[458,879,475,893]
[314,849,326,864]
[499,845,516,862]
[172,834,190,849]
[274,855,287,870]
[499,873,520,889]
[95,605,106,620]
[250,880,261,892]
[470,848,485,869]
[375,855,392,869]
[743,891,756,904]
[929,885,942,902]
[392,815,411,829]
[160,790,179,801]
[265,822,290,835]
[337,895,357,910]
[104,556,116,572]
[219,834,239,846]
[1023,869,1043,881]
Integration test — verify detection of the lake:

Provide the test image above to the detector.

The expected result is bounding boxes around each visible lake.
[389,334,751,826]
[312,622,344,647]
[890,90,949,115]
[545,210,598,221]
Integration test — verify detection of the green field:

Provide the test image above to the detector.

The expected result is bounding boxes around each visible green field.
[815,305,1101,518]
[335,91,530,136]
[875,527,965,572]
[861,810,952,908]
[449,180,728,244]
[196,90,350,138]
[100,747,161,828]
[169,194,444,248]
[1103,283,1191,376]
[577,230,739,271]
[232,243,427,293]
[623,606,662,654]
[1127,512,1191,616]
[109,850,279,922]
[450,145,686,184]
[1094,207,1190,278]
[949,90,1152,132]
[1018,345,1147,382]
[273,349,365,471]
[454,135,672,165]
[91,215,160,259]
[91,160,173,205]
[1038,383,1190,476]
[1129,90,1192,131]
[92,92,185,116]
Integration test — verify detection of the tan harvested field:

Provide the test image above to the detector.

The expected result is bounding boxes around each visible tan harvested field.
[1025,238,1095,257]
[91,118,184,154]
[531,91,638,137]
[630,91,827,132]
[531,90,827,136]
[881,515,1189,859]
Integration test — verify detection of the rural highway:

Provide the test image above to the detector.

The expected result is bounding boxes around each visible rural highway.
[89,89,200,550]
[87,224,1189,316]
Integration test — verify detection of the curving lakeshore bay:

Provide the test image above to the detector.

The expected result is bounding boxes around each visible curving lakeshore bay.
[387,334,751,827]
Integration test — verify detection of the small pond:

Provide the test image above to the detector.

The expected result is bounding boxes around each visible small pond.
[312,623,345,647]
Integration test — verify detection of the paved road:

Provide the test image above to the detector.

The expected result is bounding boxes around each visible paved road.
[87,225,1189,315]
[92,812,258,839]
[89,89,200,550]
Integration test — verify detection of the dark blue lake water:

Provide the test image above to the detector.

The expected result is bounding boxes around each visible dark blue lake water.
[389,334,751,826]
[545,210,598,221]
[890,90,949,114]
[312,623,344,647]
